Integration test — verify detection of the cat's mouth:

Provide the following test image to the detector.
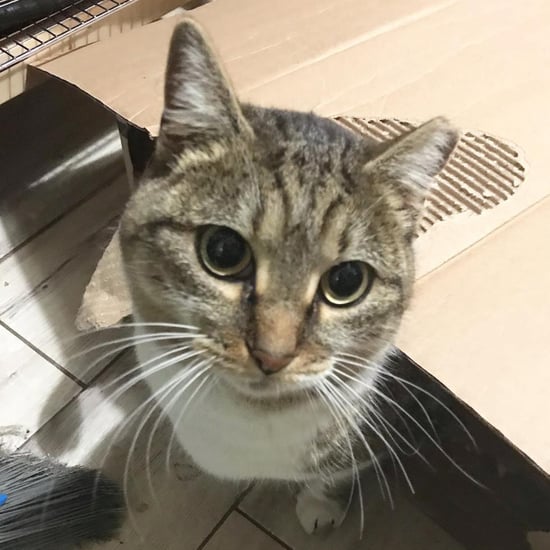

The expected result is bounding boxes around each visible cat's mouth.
[213,361,327,402]
[223,377,320,407]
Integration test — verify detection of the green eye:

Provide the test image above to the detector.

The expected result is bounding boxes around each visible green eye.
[199,225,253,279]
[320,261,371,306]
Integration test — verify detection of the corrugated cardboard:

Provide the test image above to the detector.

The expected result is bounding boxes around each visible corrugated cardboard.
[26,0,550,487]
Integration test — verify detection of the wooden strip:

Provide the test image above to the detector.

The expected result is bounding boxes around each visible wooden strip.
[0,324,80,452]
[0,179,129,382]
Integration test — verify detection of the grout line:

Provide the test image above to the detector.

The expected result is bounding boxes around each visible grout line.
[16,383,85,452]
[0,319,86,389]
[85,349,129,387]
[17,347,137,453]
[236,508,294,550]
[0,168,125,264]
[195,484,255,550]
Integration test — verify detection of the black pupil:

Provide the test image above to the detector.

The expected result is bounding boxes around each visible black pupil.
[328,262,364,298]
[206,228,246,270]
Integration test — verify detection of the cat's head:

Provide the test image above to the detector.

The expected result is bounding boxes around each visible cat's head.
[119,20,458,401]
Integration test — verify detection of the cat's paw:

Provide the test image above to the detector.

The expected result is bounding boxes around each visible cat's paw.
[295,486,347,534]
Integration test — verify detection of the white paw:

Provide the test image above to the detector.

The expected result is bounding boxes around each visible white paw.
[295,487,347,534]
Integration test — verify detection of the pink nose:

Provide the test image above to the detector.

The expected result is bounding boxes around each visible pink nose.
[251,349,295,375]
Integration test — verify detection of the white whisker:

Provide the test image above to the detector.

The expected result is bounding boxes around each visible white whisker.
[334,367,483,488]
[72,333,203,380]
[316,382,366,536]
[95,349,203,478]
[331,371,415,494]
[339,353,435,441]
[90,350,205,488]
[100,347,201,399]
[122,374,187,536]
[336,353,476,448]
[366,397,429,463]
[80,321,201,334]
[321,379,393,510]
[145,361,212,505]
[372,381,422,449]
[336,362,423,458]
[73,332,204,359]
[165,368,216,475]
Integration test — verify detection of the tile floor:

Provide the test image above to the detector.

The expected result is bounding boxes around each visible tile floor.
[1,81,548,549]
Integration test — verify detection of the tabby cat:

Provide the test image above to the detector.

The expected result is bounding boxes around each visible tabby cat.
[119,19,458,533]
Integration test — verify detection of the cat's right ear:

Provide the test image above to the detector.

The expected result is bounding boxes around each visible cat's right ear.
[160,20,250,144]
[365,117,458,233]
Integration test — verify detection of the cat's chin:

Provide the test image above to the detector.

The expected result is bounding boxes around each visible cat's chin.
[216,370,321,402]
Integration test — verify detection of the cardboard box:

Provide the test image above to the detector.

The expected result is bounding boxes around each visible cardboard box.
[0,0,190,105]
[25,0,550,545]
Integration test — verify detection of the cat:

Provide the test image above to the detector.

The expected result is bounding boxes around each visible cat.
[118,19,458,534]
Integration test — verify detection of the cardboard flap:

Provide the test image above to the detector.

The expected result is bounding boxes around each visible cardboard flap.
[29,0,441,134]
[30,0,550,135]
[397,196,550,475]
[28,0,550,279]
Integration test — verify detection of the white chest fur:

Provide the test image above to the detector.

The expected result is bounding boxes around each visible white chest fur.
[136,339,328,481]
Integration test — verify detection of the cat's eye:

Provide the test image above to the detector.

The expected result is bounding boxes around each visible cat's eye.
[320,261,371,306]
[199,225,253,279]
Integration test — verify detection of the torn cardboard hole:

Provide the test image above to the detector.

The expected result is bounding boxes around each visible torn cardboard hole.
[337,117,526,233]
[75,116,526,331]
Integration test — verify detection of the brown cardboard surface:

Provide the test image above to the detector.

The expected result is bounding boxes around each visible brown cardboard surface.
[0,0,186,105]
[29,0,440,133]
[28,0,550,278]
[26,0,550,473]
[397,195,550,474]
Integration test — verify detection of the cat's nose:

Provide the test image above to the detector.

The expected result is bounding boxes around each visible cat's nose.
[250,348,295,375]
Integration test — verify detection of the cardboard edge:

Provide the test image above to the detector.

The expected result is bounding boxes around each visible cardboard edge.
[25,66,152,136]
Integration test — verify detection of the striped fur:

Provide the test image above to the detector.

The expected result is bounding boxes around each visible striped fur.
[119,19,458,533]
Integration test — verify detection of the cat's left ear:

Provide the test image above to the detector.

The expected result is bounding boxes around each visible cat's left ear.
[366,117,459,230]
[160,19,251,144]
